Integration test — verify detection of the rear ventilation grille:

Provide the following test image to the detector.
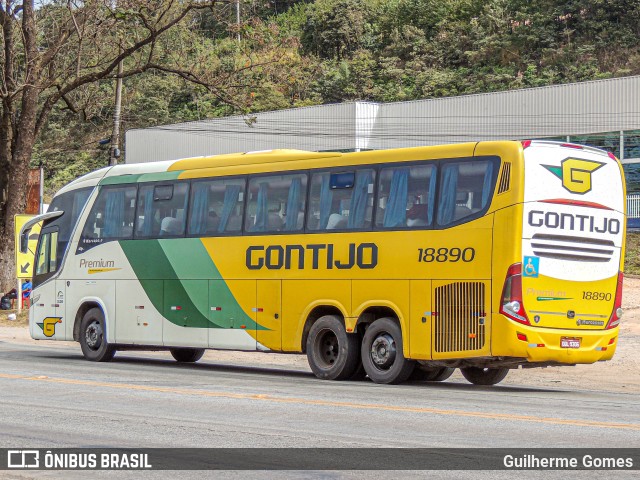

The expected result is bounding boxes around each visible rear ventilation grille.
[434,282,486,353]
[497,162,511,194]
[531,233,614,263]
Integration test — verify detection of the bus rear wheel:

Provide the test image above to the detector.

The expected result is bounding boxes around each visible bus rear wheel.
[410,366,454,382]
[460,367,509,385]
[361,318,415,384]
[306,315,360,380]
[170,348,205,363]
[79,307,115,362]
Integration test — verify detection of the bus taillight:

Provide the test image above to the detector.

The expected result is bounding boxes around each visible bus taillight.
[500,263,530,325]
[606,272,624,329]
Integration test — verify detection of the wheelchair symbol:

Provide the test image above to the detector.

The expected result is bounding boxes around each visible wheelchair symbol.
[523,256,539,278]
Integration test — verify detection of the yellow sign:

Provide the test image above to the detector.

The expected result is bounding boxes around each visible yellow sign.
[14,214,41,279]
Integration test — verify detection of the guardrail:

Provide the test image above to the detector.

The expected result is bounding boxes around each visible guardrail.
[627,194,640,229]
[628,194,640,219]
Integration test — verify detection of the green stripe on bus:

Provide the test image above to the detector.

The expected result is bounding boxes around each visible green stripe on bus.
[99,171,184,186]
[119,239,263,330]
[100,174,142,185]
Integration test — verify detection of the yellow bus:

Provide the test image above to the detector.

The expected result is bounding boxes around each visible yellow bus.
[21,140,626,385]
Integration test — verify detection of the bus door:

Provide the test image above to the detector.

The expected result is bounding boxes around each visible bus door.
[431,279,491,359]
[208,280,257,350]
[31,226,64,340]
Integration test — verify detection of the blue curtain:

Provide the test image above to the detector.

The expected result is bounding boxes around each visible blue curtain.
[190,183,209,235]
[383,168,409,228]
[253,182,269,232]
[481,162,494,208]
[319,174,333,229]
[103,189,125,238]
[348,170,372,229]
[218,184,241,233]
[427,168,437,225]
[437,165,458,225]
[141,188,154,236]
[285,177,302,231]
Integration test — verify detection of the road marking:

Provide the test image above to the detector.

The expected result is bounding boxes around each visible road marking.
[0,372,638,431]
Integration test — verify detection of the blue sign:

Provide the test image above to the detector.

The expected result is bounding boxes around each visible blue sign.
[523,256,539,278]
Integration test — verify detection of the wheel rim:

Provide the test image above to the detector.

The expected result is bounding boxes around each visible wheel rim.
[315,329,339,367]
[370,333,396,370]
[85,320,103,350]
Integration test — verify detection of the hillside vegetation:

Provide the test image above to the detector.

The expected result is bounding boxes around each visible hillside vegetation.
[34,0,640,195]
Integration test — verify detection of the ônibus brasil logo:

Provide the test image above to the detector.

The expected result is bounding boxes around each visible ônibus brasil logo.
[542,158,605,195]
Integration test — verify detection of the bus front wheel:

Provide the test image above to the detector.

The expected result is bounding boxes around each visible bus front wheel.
[460,367,509,385]
[361,318,415,384]
[170,348,205,363]
[306,315,360,380]
[79,307,116,362]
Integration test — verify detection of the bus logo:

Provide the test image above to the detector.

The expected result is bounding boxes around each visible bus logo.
[542,158,605,194]
[37,317,62,337]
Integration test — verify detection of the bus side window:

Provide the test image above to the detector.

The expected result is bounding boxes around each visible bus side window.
[376,164,436,229]
[436,160,495,227]
[136,182,189,238]
[307,169,375,231]
[80,185,137,245]
[245,174,308,234]
[188,178,246,236]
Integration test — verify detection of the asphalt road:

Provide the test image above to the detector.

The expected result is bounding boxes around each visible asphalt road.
[1,339,639,479]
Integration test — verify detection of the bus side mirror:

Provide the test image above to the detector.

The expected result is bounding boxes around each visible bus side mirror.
[20,227,31,254]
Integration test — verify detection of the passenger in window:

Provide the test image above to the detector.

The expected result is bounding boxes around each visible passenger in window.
[406,204,430,227]
[268,207,284,231]
[159,217,183,236]
[206,211,219,233]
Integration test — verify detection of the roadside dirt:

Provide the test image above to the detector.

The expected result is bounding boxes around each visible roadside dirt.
[2,278,639,394]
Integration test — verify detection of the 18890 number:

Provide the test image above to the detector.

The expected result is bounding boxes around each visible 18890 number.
[582,291,612,301]
[418,247,475,263]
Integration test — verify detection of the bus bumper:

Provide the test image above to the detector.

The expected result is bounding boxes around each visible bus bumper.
[491,314,619,364]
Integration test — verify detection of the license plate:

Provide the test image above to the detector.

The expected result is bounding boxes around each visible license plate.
[561,337,581,349]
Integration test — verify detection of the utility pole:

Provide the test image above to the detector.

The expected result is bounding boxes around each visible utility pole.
[109,60,123,166]
[236,0,241,42]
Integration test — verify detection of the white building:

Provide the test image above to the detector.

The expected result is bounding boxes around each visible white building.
[126,75,640,166]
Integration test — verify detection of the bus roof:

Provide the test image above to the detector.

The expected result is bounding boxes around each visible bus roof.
[65,140,598,192]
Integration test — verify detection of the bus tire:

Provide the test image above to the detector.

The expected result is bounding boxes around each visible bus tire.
[170,348,205,363]
[460,367,509,385]
[410,366,455,382]
[79,307,115,362]
[361,317,415,384]
[306,315,360,380]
